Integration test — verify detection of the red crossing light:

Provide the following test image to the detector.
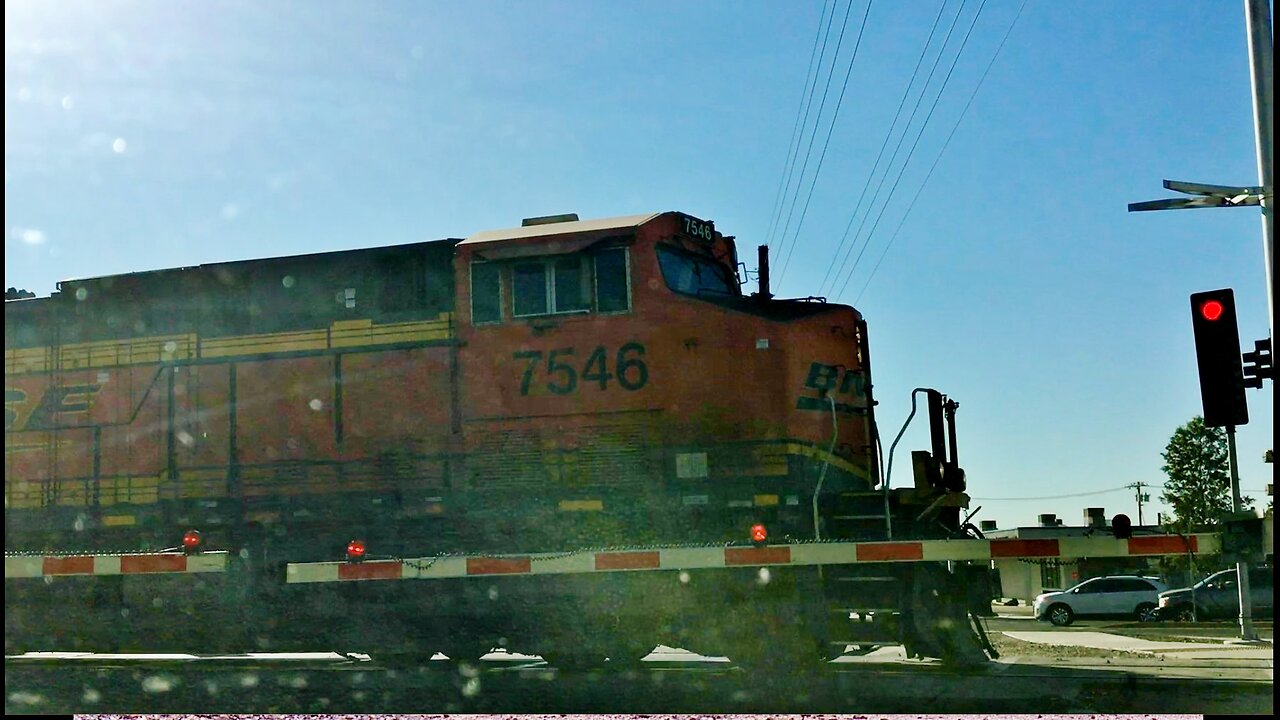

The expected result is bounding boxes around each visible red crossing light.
[182,529,202,554]
[1200,300,1224,321]
[346,539,367,562]
[750,523,768,544]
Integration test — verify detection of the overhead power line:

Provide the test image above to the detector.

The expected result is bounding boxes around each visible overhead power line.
[853,0,1028,304]
[815,0,953,296]
[763,0,834,250]
[833,0,989,301]
[772,0,858,258]
[971,485,1131,502]
[775,0,877,285]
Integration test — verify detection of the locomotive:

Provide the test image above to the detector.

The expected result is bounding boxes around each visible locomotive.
[5,211,990,665]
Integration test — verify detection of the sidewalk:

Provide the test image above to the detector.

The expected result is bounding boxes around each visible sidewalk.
[1001,630,1275,659]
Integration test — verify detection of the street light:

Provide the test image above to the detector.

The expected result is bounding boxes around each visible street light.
[1127,180,1265,212]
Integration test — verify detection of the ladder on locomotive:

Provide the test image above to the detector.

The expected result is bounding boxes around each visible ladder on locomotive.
[821,489,902,651]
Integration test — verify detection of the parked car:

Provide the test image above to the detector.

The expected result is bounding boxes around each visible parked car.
[1155,566,1274,621]
[1033,575,1168,626]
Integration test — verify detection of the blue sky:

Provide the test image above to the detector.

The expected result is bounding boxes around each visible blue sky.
[5,0,1273,528]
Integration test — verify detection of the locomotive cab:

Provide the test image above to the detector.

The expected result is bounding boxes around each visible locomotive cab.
[454,211,879,551]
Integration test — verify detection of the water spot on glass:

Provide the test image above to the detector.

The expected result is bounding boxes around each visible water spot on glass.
[164,341,178,353]
[112,138,127,154]
[222,203,241,221]
[7,691,44,706]
[309,398,323,411]
[756,567,771,585]
[461,676,482,697]
[282,275,296,288]
[152,596,164,608]
[203,679,220,695]
[141,674,177,693]
[12,227,46,245]
[61,95,75,110]
[679,570,691,584]
[488,586,499,601]
[177,431,195,447]
[75,287,88,301]
[74,514,87,531]
[81,687,102,703]
[239,673,260,688]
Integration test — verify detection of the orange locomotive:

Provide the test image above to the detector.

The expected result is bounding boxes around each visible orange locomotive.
[5,211,987,664]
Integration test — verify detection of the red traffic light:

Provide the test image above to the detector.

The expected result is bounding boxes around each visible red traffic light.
[1200,300,1224,321]
[750,523,768,544]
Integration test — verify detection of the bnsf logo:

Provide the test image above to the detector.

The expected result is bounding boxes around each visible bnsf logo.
[796,362,865,414]
[5,384,103,431]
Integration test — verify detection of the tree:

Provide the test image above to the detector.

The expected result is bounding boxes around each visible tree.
[1159,416,1250,529]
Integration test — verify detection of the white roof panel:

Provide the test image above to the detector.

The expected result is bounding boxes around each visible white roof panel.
[460,212,662,246]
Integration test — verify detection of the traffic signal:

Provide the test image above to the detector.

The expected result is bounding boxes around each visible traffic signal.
[1241,338,1273,389]
[1189,289,1248,427]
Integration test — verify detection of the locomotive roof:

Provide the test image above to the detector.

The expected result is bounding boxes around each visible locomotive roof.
[55,237,460,292]
[460,212,661,246]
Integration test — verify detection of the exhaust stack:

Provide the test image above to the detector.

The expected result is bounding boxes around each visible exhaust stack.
[757,245,772,299]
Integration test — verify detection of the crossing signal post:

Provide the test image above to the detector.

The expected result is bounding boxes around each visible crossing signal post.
[1189,289,1249,427]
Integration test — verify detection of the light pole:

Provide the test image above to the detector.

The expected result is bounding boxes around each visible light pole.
[1244,0,1273,343]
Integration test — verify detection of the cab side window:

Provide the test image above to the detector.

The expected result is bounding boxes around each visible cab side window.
[594,248,630,313]
[476,248,631,325]
[512,262,550,317]
[471,262,502,324]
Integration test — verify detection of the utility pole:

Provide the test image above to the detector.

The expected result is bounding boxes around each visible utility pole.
[1126,481,1151,526]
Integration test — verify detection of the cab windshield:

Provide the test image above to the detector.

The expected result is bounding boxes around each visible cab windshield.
[656,245,736,297]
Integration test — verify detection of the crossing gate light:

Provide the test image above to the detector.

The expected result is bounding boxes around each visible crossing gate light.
[182,529,202,554]
[1110,514,1133,539]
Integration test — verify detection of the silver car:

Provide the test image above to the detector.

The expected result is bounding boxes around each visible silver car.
[1033,575,1169,626]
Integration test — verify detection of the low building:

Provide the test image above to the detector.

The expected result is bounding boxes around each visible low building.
[984,508,1275,604]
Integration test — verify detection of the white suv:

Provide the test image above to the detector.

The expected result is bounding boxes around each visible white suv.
[1033,575,1168,626]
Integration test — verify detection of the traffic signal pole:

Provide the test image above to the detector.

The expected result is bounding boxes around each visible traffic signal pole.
[1225,425,1259,641]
